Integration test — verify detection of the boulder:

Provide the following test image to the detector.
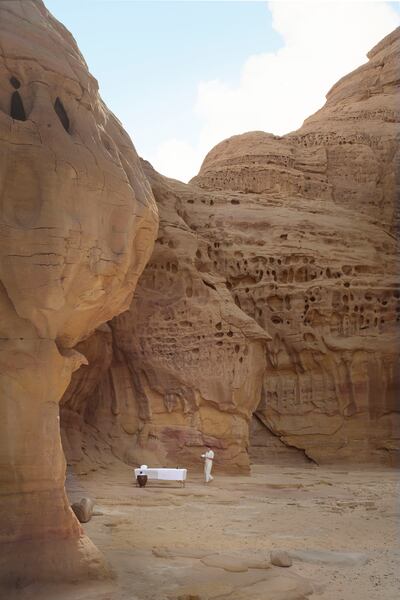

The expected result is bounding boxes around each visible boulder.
[270,551,293,568]
[71,498,95,524]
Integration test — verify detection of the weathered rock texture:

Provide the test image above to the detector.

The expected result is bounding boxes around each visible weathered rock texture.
[0,0,158,585]
[71,497,95,524]
[61,163,270,473]
[190,28,400,465]
[249,416,310,466]
[62,28,399,472]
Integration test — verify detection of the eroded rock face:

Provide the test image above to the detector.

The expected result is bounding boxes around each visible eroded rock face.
[193,27,400,235]
[61,164,269,473]
[249,416,310,466]
[190,28,400,464]
[62,28,399,471]
[0,0,158,584]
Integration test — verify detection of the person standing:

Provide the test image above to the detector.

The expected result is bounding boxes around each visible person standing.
[201,446,214,483]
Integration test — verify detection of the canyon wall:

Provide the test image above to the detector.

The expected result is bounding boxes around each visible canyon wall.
[61,163,270,473]
[0,0,158,585]
[61,27,399,472]
[190,27,400,464]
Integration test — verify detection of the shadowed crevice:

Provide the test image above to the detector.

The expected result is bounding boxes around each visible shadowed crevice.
[10,91,26,121]
[54,97,70,132]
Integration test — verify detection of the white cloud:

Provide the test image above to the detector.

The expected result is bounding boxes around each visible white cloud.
[150,1,399,183]
[152,138,200,182]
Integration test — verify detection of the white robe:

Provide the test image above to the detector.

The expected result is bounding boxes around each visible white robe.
[201,449,214,482]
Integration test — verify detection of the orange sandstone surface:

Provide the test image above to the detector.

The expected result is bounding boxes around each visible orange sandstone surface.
[0,0,158,585]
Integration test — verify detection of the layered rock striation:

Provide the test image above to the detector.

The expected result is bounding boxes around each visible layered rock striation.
[0,0,158,585]
[61,163,270,473]
[193,26,400,235]
[62,28,399,472]
[190,28,400,464]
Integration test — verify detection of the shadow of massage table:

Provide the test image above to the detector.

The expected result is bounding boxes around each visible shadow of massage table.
[134,467,188,487]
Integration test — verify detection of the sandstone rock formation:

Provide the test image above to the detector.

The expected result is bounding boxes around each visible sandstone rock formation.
[270,551,293,568]
[190,28,400,465]
[71,497,95,524]
[249,415,310,466]
[61,162,270,473]
[61,27,399,472]
[0,0,158,585]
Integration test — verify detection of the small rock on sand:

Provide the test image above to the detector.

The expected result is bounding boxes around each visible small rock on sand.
[270,550,293,567]
[71,497,95,523]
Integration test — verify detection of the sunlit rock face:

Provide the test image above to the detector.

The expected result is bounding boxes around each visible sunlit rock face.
[193,27,400,235]
[190,27,400,465]
[61,163,269,474]
[62,28,399,472]
[0,0,158,585]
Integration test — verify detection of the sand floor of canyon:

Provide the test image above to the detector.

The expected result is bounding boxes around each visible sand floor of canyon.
[8,463,399,600]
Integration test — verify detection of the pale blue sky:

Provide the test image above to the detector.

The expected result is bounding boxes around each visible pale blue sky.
[45,1,400,181]
[46,1,281,164]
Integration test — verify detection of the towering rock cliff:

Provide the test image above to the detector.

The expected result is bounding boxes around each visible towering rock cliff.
[61,162,270,473]
[0,0,158,585]
[190,27,400,464]
[61,28,399,473]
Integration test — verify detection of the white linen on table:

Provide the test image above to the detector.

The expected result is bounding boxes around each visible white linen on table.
[134,468,187,481]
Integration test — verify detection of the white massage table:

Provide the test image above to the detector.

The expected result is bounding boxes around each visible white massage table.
[134,467,187,486]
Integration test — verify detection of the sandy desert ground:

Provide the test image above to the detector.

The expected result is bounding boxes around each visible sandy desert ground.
[7,462,399,600]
